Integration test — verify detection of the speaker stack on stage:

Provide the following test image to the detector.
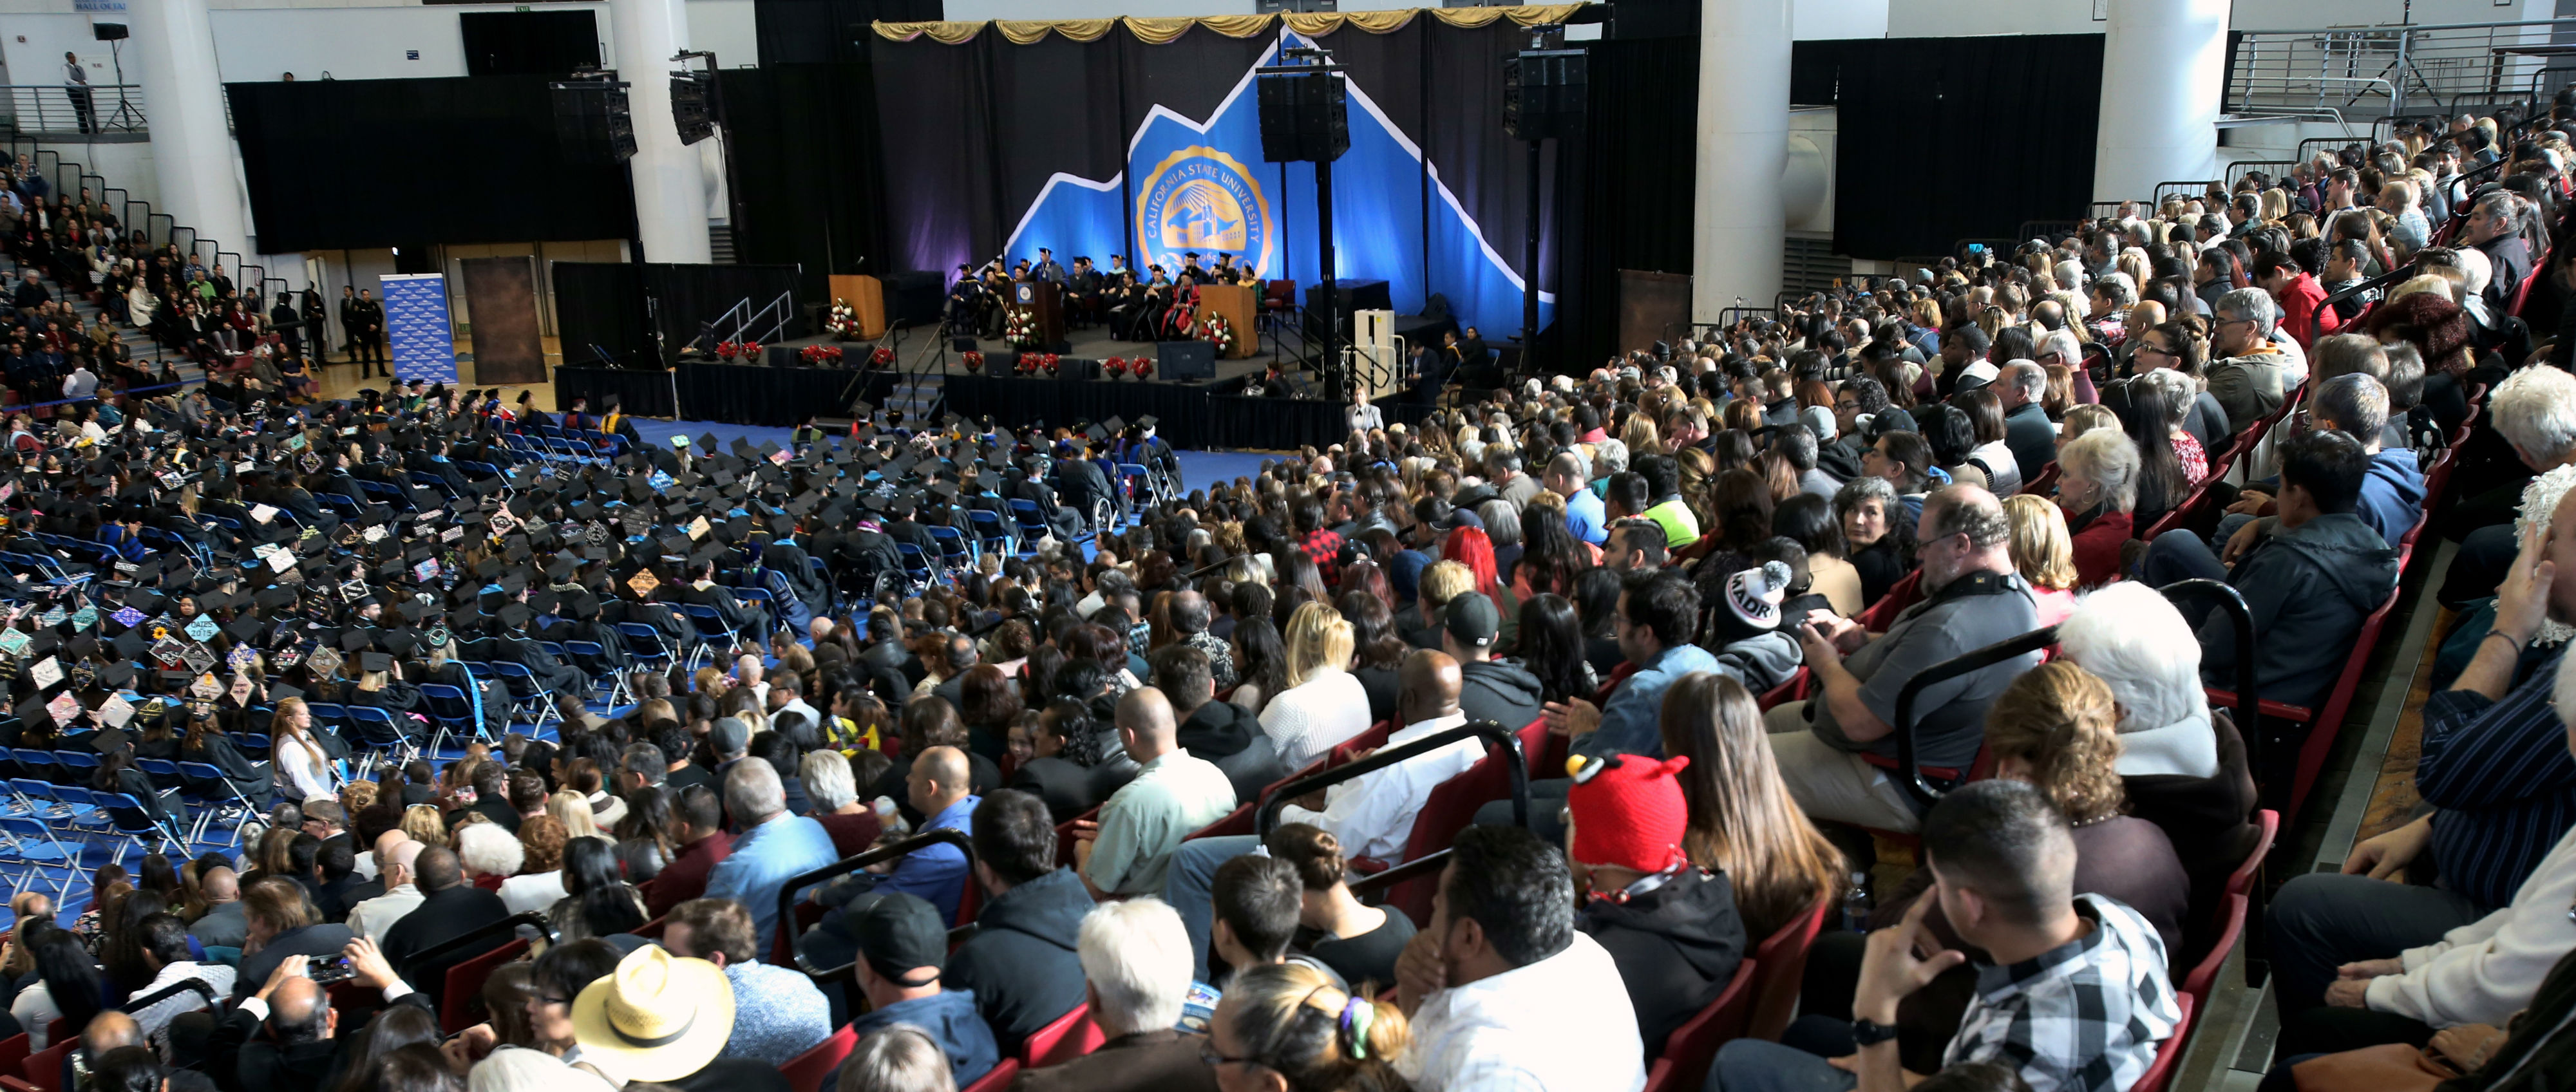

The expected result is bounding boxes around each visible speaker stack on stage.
[1157,341,1216,382]
[1256,62,1350,163]
[1502,48,1587,141]
[670,71,717,145]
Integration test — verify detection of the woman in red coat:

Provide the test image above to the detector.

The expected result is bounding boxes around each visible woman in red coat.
[2054,428,2140,588]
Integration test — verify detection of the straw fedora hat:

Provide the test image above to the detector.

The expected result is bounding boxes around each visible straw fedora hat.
[569,943,735,1082]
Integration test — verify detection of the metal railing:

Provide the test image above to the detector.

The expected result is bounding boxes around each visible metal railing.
[691,290,795,356]
[0,84,146,136]
[2224,18,2576,126]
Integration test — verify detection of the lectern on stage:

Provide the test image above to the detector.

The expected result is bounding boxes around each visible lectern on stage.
[1014,281,1065,348]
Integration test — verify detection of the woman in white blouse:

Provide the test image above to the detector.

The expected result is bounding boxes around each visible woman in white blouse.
[497,815,571,916]
[269,699,337,802]
[1256,601,1372,769]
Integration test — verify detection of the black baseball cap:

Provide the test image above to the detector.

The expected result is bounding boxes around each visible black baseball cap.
[1443,592,1500,649]
[853,892,949,985]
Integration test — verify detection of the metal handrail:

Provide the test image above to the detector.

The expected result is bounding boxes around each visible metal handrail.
[776,827,976,976]
[1256,720,1527,838]
[1884,578,2255,809]
[0,84,146,135]
[408,910,556,966]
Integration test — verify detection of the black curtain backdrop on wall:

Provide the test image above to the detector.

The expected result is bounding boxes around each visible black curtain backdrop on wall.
[459,11,601,77]
[1564,33,1698,366]
[870,35,1001,276]
[552,262,649,367]
[754,0,942,64]
[991,33,1128,252]
[1421,20,1555,308]
[1792,34,2104,261]
[721,63,889,303]
[549,262,805,366]
[229,77,636,254]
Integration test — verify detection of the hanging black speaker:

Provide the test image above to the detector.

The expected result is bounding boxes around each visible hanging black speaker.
[91,23,128,41]
[670,71,716,145]
[1256,70,1348,164]
[1503,49,1587,141]
[551,77,636,163]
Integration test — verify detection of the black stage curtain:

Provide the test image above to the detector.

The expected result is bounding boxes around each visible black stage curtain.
[553,366,676,417]
[551,263,650,368]
[676,364,899,427]
[755,0,943,65]
[721,64,889,303]
[870,34,1001,277]
[994,33,1128,252]
[228,77,634,254]
[647,265,811,360]
[1421,20,1557,312]
[1565,35,1698,366]
[1792,35,2103,260]
[940,375,1432,450]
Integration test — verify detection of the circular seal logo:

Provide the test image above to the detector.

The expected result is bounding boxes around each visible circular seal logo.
[1135,146,1272,278]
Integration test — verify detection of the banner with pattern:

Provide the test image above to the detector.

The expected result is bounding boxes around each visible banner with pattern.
[381,273,459,384]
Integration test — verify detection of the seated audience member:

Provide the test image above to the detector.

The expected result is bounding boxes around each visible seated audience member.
[1010,696,1135,822]
[558,941,786,1090]
[1276,650,1481,862]
[1659,672,1847,940]
[841,892,1000,1087]
[2054,581,2220,778]
[123,913,234,1040]
[1206,963,1413,1092]
[229,879,354,1001]
[2266,509,2576,1061]
[705,758,842,955]
[375,845,512,1011]
[646,784,735,919]
[833,1026,956,1092]
[1153,643,1284,805]
[2049,429,2139,590]
[662,898,833,1066]
[802,749,884,856]
[346,839,426,944]
[1391,825,1645,1091]
[1210,854,1340,987]
[12,922,112,1050]
[1265,822,1419,987]
[1441,592,1546,730]
[1999,494,2082,630]
[2152,429,2399,714]
[2206,287,2302,426]
[1566,750,1747,1052]
[1014,898,1222,1092]
[944,789,1094,1054]
[1769,485,2044,832]
[1709,780,2179,1092]
[1080,688,1236,899]
[1258,602,1373,769]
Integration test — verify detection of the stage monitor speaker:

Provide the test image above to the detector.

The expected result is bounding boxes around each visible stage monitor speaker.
[1257,70,1349,164]
[91,23,126,41]
[549,78,636,163]
[1159,340,1216,381]
[884,271,945,328]
[986,350,1018,375]
[1505,50,1587,140]
[951,336,976,352]
[670,71,716,146]
[765,344,800,368]
[1057,357,1101,381]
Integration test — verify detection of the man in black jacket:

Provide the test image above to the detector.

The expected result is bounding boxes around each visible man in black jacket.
[942,790,1094,1053]
[1566,751,1746,1051]
[232,878,357,1001]
[377,846,513,1010]
[1442,594,1544,730]
[1151,643,1280,804]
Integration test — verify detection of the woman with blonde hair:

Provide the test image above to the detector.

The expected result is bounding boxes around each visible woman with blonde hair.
[1209,961,1412,1092]
[545,790,608,844]
[1256,600,1369,768]
[269,697,337,802]
[400,804,446,846]
[1620,411,1660,458]
[1657,672,1844,939]
[2002,494,2082,627]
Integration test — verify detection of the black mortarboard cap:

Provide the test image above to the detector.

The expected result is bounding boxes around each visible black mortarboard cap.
[498,603,532,628]
[340,628,372,652]
[109,628,147,661]
[360,652,392,672]
[99,661,133,689]
[223,616,265,643]
[254,587,296,610]
[545,555,578,580]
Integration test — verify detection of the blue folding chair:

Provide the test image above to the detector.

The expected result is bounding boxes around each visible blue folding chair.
[967,509,1019,558]
[50,749,99,778]
[89,791,180,860]
[679,605,734,670]
[343,705,418,764]
[562,641,628,706]
[418,683,484,756]
[178,760,263,847]
[895,543,934,588]
[0,815,76,901]
[1008,498,1050,543]
[926,525,974,574]
[616,623,676,675]
[479,661,555,730]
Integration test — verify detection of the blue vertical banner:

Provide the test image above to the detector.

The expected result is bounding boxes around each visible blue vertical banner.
[380,273,459,384]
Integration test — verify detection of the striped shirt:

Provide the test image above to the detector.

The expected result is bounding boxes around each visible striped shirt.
[2418,650,2576,910]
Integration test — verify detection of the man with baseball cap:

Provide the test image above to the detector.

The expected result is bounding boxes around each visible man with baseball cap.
[837,892,999,1087]
[1566,751,1748,1050]
[707,715,752,779]
[1441,592,1542,730]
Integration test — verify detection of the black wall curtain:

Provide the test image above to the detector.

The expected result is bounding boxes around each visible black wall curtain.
[1421,21,1555,309]
[992,33,1128,252]
[1564,34,1698,367]
[870,34,1001,276]
[1792,34,2104,261]
[552,263,649,367]
[755,0,942,64]
[721,63,889,303]
[459,12,601,77]
[645,264,809,358]
[229,77,636,254]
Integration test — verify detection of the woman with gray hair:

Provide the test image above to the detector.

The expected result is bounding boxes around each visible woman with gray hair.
[1475,498,1522,583]
[2054,428,2140,588]
[836,1025,957,1092]
[2054,581,2219,778]
[800,749,884,856]
[1833,475,1913,607]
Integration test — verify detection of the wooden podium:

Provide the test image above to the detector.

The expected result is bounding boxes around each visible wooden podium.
[829,274,886,339]
[1197,284,1258,359]
[1012,280,1065,348]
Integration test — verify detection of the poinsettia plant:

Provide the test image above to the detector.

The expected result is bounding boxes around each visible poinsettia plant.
[1003,305,1043,350]
[869,346,896,369]
[715,340,761,361]
[1132,356,1153,379]
[1200,312,1235,357]
[1037,353,1061,376]
[963,350,985,373]
[800,344,844,366]
[1103,356,1128,379]
[824,299,863,341]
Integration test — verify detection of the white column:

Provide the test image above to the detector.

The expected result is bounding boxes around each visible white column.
[1693,0,1792,323]
[612,0,711,264]
[131,0,249,256]
[2094,0,2231,204]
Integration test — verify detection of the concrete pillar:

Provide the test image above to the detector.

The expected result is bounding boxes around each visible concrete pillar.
[2094,0,2231,203]
[1693,0,1792,322]
[131,0,249,257]
[612,0,711,263]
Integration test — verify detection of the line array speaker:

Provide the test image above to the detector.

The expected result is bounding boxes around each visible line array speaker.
[1503,49,1587,141]
[1256,70,1349,164]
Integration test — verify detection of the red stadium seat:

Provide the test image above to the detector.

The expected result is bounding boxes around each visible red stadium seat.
[2128,992,2195,1092]
[1023,1003,1106,1066]
[780,1024,860,1092]
[1640,957,1759,1092]
[961,1059,1023,1092]
[442,937,531,1033]
[1747,900,1832,1042]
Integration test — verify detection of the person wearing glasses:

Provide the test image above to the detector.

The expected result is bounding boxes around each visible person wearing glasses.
[2205,287,2303,428]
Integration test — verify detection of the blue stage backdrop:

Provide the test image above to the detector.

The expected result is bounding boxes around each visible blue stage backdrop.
[380,274,459,384]
[869,12,1564,341]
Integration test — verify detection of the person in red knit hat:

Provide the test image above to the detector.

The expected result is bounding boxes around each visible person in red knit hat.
[1566,751,1748,1051]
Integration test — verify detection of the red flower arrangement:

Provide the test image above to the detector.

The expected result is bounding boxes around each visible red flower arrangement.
[715,340,761,361]
[799,344,844,366]
[1014,352,1042,376]
[1132,356,1154,379]
[1104,356,1128,379]
[1037,353,1061,376]
[963,350,985,373]
[869,346,896,368]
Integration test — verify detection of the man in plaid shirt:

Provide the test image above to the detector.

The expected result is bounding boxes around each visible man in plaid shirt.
[1294,496,1343,585]
[1710,780,2180,1092]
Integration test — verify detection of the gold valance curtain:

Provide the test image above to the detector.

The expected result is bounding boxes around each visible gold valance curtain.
[873,5,1584,45]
